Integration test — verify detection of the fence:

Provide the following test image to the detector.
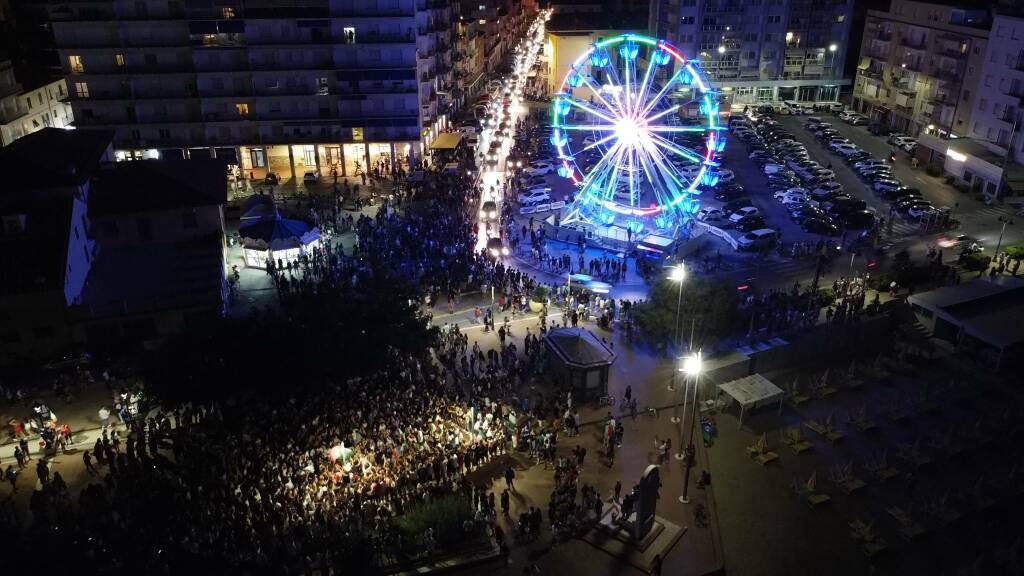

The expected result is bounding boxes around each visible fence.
[692,220,738,250]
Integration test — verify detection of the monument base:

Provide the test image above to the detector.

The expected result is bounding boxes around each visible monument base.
[583,508,686,574]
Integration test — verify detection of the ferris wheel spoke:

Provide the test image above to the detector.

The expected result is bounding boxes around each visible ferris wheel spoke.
[576,74,623,122]
[559,125,618,131]
[639,140,689,191]
[649,133,704,165]
[578,133,618,154]
[645,104,682,125]
[648,125,721,133]
[562,95,620,125]
[633,52,659,117]
[639,71,682,119]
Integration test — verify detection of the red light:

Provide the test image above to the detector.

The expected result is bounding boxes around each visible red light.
[867,260,877,269]
[737,284,749,291]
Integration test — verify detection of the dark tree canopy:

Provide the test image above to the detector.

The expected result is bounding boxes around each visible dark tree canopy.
[142,268,437,405]
[632,276,741,350]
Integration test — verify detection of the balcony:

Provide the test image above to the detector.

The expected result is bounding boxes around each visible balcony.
[900,37,926,50]
[875,30,893,42]
[999,109,1020,124]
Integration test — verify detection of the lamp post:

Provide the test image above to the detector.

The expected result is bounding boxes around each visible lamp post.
[995,216,1014,257]
[829,44,838,79]
[667,264,686,398]
[680,351,703,504]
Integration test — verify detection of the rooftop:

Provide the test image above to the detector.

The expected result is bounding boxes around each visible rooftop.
[77,235,225,317]
[0,128,113,190]
[908,277,1024,349]
[88,158,228,217]
[545,327,616,368]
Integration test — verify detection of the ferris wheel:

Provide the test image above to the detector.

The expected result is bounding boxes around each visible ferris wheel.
[551,33,724,234]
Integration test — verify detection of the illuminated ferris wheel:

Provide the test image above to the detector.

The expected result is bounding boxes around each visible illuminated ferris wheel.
[551,33,724,234]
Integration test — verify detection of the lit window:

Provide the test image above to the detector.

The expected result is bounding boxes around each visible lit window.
[69,55,84,73]
[75,82,90,98]
[115,53,125,67]
[236,103,249,115]
[479,4,485,9]
[222,6,235,18]
[479,19,486,24]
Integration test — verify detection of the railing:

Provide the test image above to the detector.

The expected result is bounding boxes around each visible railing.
[875,31,893,42]
[900,37,926,50]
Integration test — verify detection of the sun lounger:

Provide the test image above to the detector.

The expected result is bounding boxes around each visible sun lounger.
[755,451,779,465]
[862,538,888,557]
[807,493,831,508]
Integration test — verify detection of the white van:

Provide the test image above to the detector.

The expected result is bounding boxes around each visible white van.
[737,228,778,251]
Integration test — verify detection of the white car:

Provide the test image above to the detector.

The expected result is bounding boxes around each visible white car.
[812,182,844,197]
[303,169,320,183]
[774,187,808,200]
[729,206,760,223]
[524,163,554,176]
[781,193,812,206]
[834,144,861,157]
[762,163,787,175]
[518,189,551,204]
[893,136,917,149]
[678,164,703,178]
[696,208,726,222]
[717,168,736,183]
[854,159,887,170]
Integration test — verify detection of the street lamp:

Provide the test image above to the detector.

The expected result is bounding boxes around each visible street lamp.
[680,351,703,504]
[828,44,838,77]
[995,216,1014,257]
[717,45,726,55]
[667,264,686,395]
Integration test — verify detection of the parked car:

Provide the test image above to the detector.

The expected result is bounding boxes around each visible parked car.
[835,145,863,158]
[723,198,754,213]
[790,207,828,223]
[729,206,760,223]
[264,173,279,185]
[736,215,768,232]
[880,186,922,201]
[840,210,876,229]
[801,218,839,236]
[518,189,551,204]
[872,179,903,193]
[303,169,320,184]
[849,116,869,126]
[826,197,868,215]
[696,207,726,222]
[774,187,808,200]
[811,181,844,197]
[737,228,778,251]
[524,162,555,176]
[907,204,936,219]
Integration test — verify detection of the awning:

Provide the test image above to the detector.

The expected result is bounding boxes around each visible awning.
[430,132,463,150]
[716,374,784,429]
[857,57,871,70]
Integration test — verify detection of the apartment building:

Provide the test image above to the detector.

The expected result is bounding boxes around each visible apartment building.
[49,0,459,180]
[0,59,75,146]
[457,0,531,102]
[851,0,989,138]
[0,128,228,359]
[966,15,1024,165]
[649,0,853,107]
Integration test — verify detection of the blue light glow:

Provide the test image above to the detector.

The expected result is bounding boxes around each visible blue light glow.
[552,33,723,235]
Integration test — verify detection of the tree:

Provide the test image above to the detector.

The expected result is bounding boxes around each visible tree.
[632,276,740,351]
[142,268,437,405]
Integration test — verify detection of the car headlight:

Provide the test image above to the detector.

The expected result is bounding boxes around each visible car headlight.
[479,210,487,218]
[501,247,510,255]
[489,248,498,256]
[489,211,497,218]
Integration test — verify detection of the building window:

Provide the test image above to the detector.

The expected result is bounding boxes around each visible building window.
[69,55,84,73]
[236,103,249,116]
[681,16,695,25]
[767,15,781,24]
[75,82,90,98]
[222,6,235,18]
[343,26,356,43]
[182,212,198,229]
[250,148,266,167]
[116,53,125,68]
[158,128,171,139]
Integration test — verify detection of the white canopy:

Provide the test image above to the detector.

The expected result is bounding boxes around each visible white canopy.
[716,374,784,428]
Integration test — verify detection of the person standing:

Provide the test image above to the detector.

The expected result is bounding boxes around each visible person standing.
[5,465,16,493]
[13,446,25,469]
[83,451,97,476]
[505,465,516,492]
[501,489,510,517]
[18,437,30,462]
